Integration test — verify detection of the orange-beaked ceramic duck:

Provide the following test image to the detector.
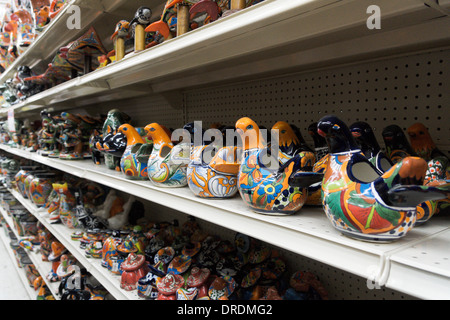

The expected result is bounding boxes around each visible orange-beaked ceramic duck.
[117,124,153,180]
[271,121,323,206]
[407,122,448,162]
[236,117,322,215]
[145,123,188,187]
[317,115,449,242]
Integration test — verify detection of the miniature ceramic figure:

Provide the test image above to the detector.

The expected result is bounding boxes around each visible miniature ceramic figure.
[189,0,220,30]
[29,172,57,207]
[235,117,322,215]
[317,115,449,242]
[130,7,152,52]
[350,121,393,173]
[407,122,448,162]
[382,125,417,164]
[145,122,188,187]
[208,276,236,300]
[116,124,153,180]
[137,266,164,299]
[307,122,329,162]
[111,20,131,61]
[120,253,149,291]
[157,273,185,299]
[53,182,79,229]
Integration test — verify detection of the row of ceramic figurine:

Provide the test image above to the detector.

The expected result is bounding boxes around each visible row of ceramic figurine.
[0,0,68,72]
[71,216,328,300]
[0,0,265,108]
[88,111,449,243]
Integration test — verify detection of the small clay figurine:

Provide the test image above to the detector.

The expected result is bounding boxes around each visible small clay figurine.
[382,124,417,164]
[407,122,448,162]
[130,7,152,52]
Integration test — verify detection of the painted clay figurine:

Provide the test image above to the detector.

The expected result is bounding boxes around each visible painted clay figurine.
[116,124,153,180]
[235,117,322,215]
[145,122,188,187]
[382,125,417,164]
[407,122,448,162]
[317,115,449,242]
[350,121,393,173]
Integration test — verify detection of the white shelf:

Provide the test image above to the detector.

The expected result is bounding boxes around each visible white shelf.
[0,205,61,298]
[7,187,141,300]
[0,213,36,300]
[2,144,450,299]
[2,0,450,116]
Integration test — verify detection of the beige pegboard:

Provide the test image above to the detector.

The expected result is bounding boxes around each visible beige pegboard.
[184,48,449,154]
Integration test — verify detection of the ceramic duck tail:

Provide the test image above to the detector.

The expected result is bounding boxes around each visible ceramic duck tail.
[235,117,321,215]
[350,121,393,173]
[117,124,153,180]
[145,123,187,187]
[317,115,449,242]
[382,124,418,164]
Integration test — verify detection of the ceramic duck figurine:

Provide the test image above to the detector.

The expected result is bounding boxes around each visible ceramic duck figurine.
[317,115,449,242]
[117,124,153,180]
[235,117,322,215]
[271,121,315,166]
[145,123,188,187]
[382,125,417,164]
[407,122,448,162]
[308,122,329,162]
[350,121,393,173]
[187,144,240,199]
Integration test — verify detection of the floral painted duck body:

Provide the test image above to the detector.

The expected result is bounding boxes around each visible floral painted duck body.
[236,117,322,215]
[317,115,449,242]
[145,123,188,187]
[117,124,153,180]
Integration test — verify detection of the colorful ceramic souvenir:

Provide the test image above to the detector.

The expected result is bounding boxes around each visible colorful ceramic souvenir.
[187,144,240,198]
[60,26,107,75]
[208,276,236,300]
[130,7,152,52]
[317,115,449,242]
[407,122,448,162]
[153,246,175,273]
[350,121,393,173]
[156,273,185,296]
[37,111,61,157]
[145,122,188,187]
[382,125,418,164]
[271,121,315,165]
[120,253,149,291]
[167,254,192,274]
[235,117,322,215]
[101,230,123,268]
[116,124,153,180]
[186,267,211,288]
[289,270,329,300]
[49,0,67,19]
[111,20,131,61]
[29,172,56,207]
[189,0,220,30]
[53,182,78,229]
[98,109,131,170]
[47,241,67,282]
[137,266,164,299]
[308,122,329,162]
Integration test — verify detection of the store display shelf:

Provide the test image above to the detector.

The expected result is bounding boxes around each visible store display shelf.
[0,206,61,299]
[7,188,141,301]
[2,0,450,118]
[1,144,450,299]
[0,216,36,300]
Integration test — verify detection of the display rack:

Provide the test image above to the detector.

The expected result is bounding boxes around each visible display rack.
[0,210,37,299]
[0,0,449,300]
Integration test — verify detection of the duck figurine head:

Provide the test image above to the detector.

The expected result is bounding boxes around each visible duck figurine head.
[350,121,392,173]
[308,122,329,161]
[145,123,188,187]
[317,115,449,242]
[382,125,417,164]
[235,117,322,215]
[116,124,153,180]
[407,122,447,162]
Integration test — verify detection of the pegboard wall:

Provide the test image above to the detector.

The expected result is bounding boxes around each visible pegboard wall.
[184,48,449,154]
[139,198,416,300]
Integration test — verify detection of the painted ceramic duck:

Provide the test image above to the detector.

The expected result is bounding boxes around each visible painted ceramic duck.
[236,117,322,215]
[317,115,449,242]
[145,123,188,187]
[116,124,153,180]
[308,122,329,162]
[382,125,417,164]
[180,122,240,198]
[407,122,448,162]
[271,121,315,166]
[350,121,393,173]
